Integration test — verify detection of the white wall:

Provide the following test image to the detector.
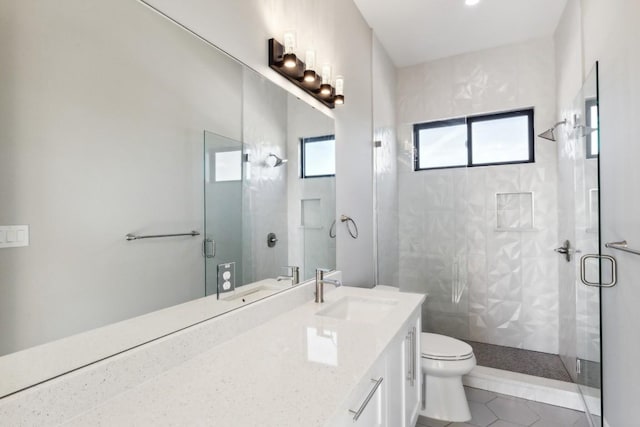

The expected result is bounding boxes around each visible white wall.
[144,0,376,286]
[0,0,243,355]
[396,38,560,353]
[556,1,640,425]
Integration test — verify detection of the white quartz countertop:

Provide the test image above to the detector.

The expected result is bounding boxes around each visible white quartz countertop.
[62,286,424,426]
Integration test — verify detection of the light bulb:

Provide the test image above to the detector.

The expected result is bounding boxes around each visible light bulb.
[303,50,317,82]
[334,76,344,105]
[283,32,295,54]
[465,0,480,5]
[320,65,332,95]
[283,31,297,68]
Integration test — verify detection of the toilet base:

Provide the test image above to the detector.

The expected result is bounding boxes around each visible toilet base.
[420,373,471,422]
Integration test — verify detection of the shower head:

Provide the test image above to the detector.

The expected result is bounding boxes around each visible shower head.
[266,153,288,167]
[538,119,567,141]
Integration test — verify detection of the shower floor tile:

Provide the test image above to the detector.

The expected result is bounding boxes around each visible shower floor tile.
[464,340,572,382]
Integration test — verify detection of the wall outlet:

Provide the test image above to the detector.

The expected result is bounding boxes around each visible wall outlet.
[217,262,236,294]
[0,225,29,249]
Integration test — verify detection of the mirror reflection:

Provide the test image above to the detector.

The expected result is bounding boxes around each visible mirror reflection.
[0,0,334,396]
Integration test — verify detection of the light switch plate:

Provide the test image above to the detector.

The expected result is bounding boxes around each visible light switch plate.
[0,225,29,248]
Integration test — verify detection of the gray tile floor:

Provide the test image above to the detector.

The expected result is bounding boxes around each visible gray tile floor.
[415,387,591,427]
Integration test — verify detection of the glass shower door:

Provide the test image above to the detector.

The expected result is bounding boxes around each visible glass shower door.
[573,63,602,425]
[203,131,245,297]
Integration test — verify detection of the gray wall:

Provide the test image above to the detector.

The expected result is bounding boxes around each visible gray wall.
[145,0,376,287]
[0,0,242,355]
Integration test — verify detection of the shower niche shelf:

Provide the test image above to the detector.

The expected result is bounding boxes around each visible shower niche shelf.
[495,192,535,231]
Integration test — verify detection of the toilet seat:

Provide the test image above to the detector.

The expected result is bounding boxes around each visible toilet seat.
[421,333,474,361]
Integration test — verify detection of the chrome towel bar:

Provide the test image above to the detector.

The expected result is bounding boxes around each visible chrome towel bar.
[605,240,640,256]
[125,231,200,241]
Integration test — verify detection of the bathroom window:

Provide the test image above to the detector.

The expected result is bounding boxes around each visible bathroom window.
[414,109,534,170]
[301,135,335,178]
[585,98,599,158]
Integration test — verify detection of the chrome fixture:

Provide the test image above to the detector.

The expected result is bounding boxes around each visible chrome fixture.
[554,240,580,262]
[267,232,278,248]
[268,37,344,109]
[126,230,200,241]
[265,153,288,168]
[606,240,640,256]
[580,254,617,288]
[538,119,567,141]
[572,123,598,138]
[315,268,342,303]
[277,266,300,285]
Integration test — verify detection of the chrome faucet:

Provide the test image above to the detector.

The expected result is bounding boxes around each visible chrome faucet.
[315,268,342,303]
[277,265,300,285]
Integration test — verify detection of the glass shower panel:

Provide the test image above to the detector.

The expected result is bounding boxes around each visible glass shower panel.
[397,120,470,339]
[573,64,602,425]
[204,131,245,297]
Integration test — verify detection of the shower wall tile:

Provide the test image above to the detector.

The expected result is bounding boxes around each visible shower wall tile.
[397,37,559,353]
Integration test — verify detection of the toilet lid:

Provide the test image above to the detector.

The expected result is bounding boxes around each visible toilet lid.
[421,333,474,360]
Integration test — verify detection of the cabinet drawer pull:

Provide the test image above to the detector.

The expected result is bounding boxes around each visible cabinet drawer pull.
[348,377,384,421]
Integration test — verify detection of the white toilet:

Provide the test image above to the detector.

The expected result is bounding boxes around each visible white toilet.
[420,333,476,422]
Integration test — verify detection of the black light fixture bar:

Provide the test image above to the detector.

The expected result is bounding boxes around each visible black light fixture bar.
[268,38,336,109]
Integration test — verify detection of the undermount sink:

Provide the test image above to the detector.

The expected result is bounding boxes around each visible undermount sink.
[316,296,398,324]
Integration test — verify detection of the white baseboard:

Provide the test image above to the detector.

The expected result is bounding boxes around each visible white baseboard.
[463,365,601,417]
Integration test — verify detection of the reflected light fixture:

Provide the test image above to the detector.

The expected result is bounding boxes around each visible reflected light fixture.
[268,37,344,109]
[465,0,480,5]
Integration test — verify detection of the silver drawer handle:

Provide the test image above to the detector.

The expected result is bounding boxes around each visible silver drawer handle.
[348,377,384,421]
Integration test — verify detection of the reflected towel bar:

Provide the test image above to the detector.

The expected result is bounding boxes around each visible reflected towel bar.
[125,231,200,241]
[605,240,640,256]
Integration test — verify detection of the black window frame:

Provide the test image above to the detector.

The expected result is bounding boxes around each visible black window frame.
[300,134,336,179]
[413,108,535,171]
[585,98,599,159]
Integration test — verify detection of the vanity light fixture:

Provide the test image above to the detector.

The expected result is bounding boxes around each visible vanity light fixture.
[282,32,297,68]
[303,50,317,82]
[268,37,344,109]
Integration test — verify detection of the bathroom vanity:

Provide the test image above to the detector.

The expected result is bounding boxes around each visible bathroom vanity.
[0,281,424,426]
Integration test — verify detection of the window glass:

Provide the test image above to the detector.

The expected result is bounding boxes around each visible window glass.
[471,115,531,165]
[414,109,534,170]
[586,100,599,158]
[416,122,467,169]
[215,150,242,182]
[302,136,335,178]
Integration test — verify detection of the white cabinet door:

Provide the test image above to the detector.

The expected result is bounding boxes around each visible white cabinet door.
[330,360,386,427]
[404,314,421,427]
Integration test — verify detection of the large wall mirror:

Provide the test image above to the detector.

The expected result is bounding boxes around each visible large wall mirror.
[0,0,335,397]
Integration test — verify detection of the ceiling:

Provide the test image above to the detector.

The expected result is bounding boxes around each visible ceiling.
[353,0,568,67]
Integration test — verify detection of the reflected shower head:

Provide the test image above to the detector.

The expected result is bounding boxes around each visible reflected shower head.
[538,119,567,141]
[266,153,288,167]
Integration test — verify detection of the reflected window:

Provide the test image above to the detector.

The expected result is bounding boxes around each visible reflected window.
[215,150,242,182]
[301,135,335,178]
[586,98,599,158]
[414,109,534,170]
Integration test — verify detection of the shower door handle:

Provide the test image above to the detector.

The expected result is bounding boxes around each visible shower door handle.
[580,254,617,287]
[203,238,215,258]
